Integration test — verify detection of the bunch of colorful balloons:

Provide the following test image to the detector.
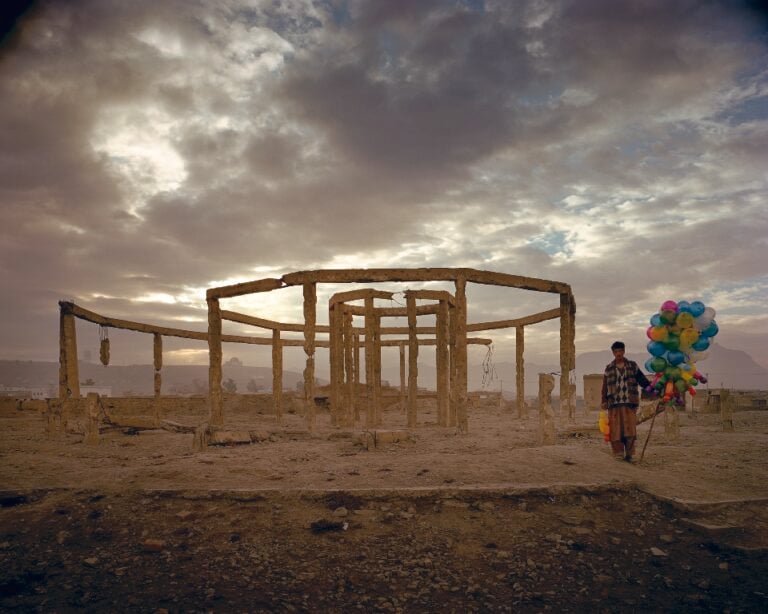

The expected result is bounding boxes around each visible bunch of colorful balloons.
[644,300,718,404]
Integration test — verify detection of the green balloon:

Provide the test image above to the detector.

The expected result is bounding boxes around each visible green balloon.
[664,334,680,351]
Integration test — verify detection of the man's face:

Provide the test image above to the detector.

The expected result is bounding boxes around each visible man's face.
[612,348,625,359]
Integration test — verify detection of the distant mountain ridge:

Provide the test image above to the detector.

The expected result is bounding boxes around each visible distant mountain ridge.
[0,361,307,396]
[2,343,765,396]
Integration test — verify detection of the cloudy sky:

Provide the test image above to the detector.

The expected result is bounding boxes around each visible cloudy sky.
[1,0,767,374]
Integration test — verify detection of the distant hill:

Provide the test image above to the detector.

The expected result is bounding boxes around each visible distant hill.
[2,342,765,397]
[570,343,768,392]
[386,342,768,396]
[0,360,307,396]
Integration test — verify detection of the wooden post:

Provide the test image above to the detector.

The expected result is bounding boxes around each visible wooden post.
[207,297,223,426]
[516,325,526,418]
[406,293,418,428]
[364,296,375,428]
[436,299,450,427]
[59,305,80,398]
[454,276,468,434]
[272,329,283,425]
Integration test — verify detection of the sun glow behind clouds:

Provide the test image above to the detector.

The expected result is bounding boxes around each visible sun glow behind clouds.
[91,107,187,212]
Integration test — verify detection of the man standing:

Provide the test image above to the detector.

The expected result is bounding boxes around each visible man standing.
[601,341,650,462]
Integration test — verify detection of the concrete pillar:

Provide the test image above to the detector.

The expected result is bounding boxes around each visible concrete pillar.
[448,303,457,427]
[303,283,317,432]
[372,311,383,426]
[207,297,223,426]
[436,299,450,427]
[272,329,283,425]
[454,276,468,434]
[664,404,681,440]
[583,374,603,414]
[59,306,80,399]
[153,333,162,398]
[343,310,354,426]
[329,302,341,427]
[560,292,575,421]
[720,389,734,432]
[84,393,100,446]
[515,325,526,418]
[353,332,361,422]
[538,373,556,445]
[399,344,406,413]
[406,293,418,428]
[364,296,375,428]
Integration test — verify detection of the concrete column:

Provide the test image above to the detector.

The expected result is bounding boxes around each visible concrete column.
[720,389,734,432]
[538,373,556,445]
[664,404,681,440]
[207,297,223,426]
[406,293,418,428]
[436,299,450,427]
[84,393,100,446]
[59,306,80,399]
[454,276,468,434]
[448,304,457,427]
[272,329,283,425]
[153,333,162,398]
[303,283,317,432]
[343,310,354,426]
[560,292,575,421]
[353,332,361,422]
[372,311,383,426]
[364,296,375,428]
[399,344,406,413]
[516,325,526,418]
[329,303,341,427]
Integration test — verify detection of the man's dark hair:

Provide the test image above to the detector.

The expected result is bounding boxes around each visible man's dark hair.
[611,341,625,350]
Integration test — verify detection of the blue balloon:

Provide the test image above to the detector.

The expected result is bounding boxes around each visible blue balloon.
[647,341,667,357]
[702,320,719,338]
[668,350,686,366]
[677,300,692,314]
[692,337,710,351]
[644,358,655,372]
[650,313,662,326]
[689,301,705,317]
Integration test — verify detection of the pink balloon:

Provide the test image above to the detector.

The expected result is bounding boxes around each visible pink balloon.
[661,300,678,312]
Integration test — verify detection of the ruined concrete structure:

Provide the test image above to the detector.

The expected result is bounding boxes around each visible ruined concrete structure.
[57,268,576,434]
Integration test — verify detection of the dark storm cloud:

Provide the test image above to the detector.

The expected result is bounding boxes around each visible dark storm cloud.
[0,0,766,364]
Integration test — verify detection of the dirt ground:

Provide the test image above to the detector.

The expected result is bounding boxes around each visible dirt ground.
[2,403,768,612]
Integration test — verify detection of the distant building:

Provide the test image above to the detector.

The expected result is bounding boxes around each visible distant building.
[80,385,112,397]
[0,386,48,399]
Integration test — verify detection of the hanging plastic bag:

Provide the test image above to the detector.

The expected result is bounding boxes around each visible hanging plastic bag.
[99,326,110,366]
[598,409,610,442]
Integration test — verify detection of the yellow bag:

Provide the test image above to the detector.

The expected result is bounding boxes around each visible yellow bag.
[598,409,610,441]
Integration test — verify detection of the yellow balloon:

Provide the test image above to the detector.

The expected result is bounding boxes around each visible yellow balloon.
[676,312,694,329]
[680,328,700,348]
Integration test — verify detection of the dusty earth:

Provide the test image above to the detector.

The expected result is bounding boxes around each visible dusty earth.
[2,402,768,612]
